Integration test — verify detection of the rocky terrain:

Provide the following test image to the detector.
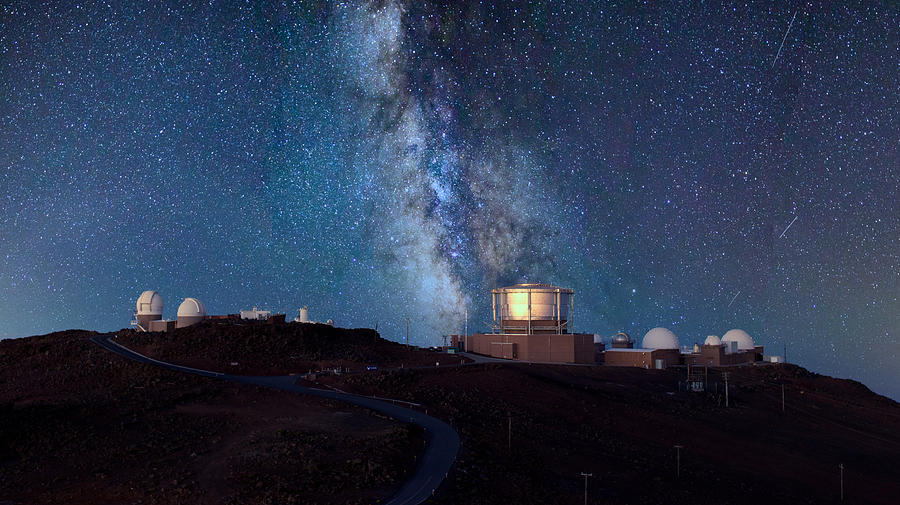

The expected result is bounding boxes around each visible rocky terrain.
[0,329,422,505]
[115,319,465,375]
[323,362,900,505]
[3,323,898,504]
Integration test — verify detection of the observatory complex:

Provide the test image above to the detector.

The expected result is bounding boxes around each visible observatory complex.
[454,284,766,368]
[132,290,329,332]
[456,283,596,363]
[133,290,208,332]
[604,327,763,368]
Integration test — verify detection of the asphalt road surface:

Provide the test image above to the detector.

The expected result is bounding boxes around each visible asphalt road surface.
[92,334,459,505]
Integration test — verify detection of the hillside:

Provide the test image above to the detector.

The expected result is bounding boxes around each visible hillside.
[3,323,898,505]
[115,319,465,375]
[0,329,422,505]
[323,361,900,505]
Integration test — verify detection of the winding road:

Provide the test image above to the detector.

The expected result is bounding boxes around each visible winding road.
[91,334,459,505]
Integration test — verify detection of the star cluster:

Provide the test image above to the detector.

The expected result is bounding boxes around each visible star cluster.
[1,1,897,398]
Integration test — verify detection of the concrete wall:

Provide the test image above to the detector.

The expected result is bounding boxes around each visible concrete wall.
[683,345,764,366]
[604,349,653,368]
[467,333,596,363]
[148,320,175,332]
[604,348,681,368]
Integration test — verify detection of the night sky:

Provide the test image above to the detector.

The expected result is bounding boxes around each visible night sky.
[1,2,897,399]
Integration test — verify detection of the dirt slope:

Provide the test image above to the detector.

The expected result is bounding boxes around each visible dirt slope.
[0,330,422,505]
[325,362,900,505]
[115,319,464,375]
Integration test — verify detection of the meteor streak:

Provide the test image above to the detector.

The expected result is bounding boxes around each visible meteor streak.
[779,215,799,238]
[772,10,798,68]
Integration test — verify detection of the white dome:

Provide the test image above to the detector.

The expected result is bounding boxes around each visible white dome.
[642,327,679,350]
[136,290,164,315]
[703,335,722,346]
[722,329,755,350]
[177,298,207,317]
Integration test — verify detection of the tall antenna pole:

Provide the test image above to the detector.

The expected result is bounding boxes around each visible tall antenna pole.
[674,445,684,477]
[839,463,844,501]
[507,412,512,452]
[580,472,592,505]
[724,372,730,408]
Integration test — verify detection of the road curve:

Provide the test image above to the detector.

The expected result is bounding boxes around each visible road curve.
[92,334,458,505]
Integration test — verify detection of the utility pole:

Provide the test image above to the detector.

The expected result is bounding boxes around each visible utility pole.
[839,463,844,501]
[580,472,592,505]
[507,412,512,452]
[724,372,730,408]
[784,342,787,364]
[674,445,684,478]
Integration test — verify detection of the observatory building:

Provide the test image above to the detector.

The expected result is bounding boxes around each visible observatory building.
[134,290,165,332]
[459,283,595,363]
[176,297,207,328]
[603,327,764,369]
[604,327,683,369]
[133,291,209,332]
[683,328,763,366]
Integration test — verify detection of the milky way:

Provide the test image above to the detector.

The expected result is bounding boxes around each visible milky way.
[0,1,897,399]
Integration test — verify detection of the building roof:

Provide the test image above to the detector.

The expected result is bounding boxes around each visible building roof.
[493,283,574,293]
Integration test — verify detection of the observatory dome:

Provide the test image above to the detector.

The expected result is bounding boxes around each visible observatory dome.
[136,290,164,315]
[177,298,207,317]
[703,335,722,346]
[176,297,206,329]
[612,332,632,344]
[722,329,755,350]
[642,327,679,350]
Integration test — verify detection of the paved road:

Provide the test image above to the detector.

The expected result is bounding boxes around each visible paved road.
[92,334,458,505]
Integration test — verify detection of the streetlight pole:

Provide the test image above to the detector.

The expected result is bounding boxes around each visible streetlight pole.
[724,372,730,407]
[507,412,512,452]
[839,463,844,501]
[580,472,592,505]
[674,445,684,478]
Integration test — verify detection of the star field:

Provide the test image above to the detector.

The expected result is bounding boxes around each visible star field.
[1,1,897,399]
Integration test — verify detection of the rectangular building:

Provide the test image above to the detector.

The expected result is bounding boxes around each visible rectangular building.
[465,332,596,364]
[604,348,681,369]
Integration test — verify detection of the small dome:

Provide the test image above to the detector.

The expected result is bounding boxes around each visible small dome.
[703,335,722,346]
[612,332,632,343]
[722,329,755,350]
[177,298,207,317]
[136,290,164,315]
[642,327,679,350]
